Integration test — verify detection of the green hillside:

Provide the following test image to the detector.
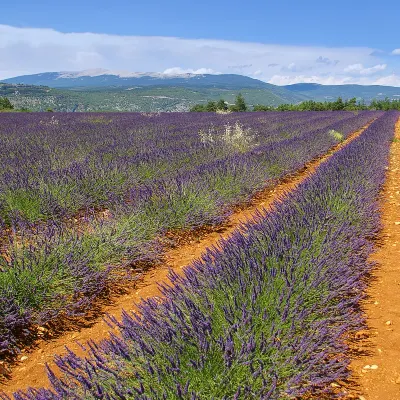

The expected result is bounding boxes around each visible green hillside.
[2,79,400,112]
[0,83,304,112]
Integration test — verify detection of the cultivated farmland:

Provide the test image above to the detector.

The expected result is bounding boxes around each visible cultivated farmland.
[0,111,398,399]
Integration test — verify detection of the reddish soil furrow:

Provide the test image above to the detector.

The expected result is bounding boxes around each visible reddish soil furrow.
[0,121,373,395]
[348,119,400,400]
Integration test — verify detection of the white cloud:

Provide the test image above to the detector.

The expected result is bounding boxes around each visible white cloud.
[374,74,400,86]
[360,64,386,75]
[280,62,313,73]
[269,73,400,87]
[344,63,364,73]
[343,63,387,76]
[392,49,400,55]
[0,24,398,86]
[163,67,216,75]
[268,75,353,86]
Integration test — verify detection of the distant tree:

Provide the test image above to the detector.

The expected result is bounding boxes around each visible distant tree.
[229,93,247,112]
[235,93,247,112]
[331,97,345,111]
[216,99,228,111]
[193,95,400,113]
[276,103,294,111]
[253,104,274,111]
[190,97,246,112]
[205,101,217,112]
[0,97,14,110]
[190,104,206,112]
[344,97,358,111]
[357,99,368,110]
[46,108,54,112]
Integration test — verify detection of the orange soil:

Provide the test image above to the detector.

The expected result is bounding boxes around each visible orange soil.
[0,122,373,396]
[347,118,400,400]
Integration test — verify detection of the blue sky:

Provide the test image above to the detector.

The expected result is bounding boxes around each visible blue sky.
[1,0,400,85]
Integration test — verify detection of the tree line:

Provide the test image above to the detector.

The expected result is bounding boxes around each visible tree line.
[190,94,247,112]
[191,95,400,112]
[0,97,14,110]
[1,94,400,113]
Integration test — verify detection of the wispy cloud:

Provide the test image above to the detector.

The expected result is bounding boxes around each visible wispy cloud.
[269,75,353,86]
[360,64,387,75]
[228,64,253,70]
[315,56,339,66]
[392,49,400,55]
[163,67,216,75]
[344,63,387,75]
[374,74,400,86]
[0,24,399,85]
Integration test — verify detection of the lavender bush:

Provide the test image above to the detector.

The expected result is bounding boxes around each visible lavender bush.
[0,111,381,359]
[0,111,376,225]
[1,111,397,398]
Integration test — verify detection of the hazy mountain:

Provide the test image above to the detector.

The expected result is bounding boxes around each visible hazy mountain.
[0,83,303,112]
[284,83,400,102]
[2,70,400,112]
[1,70,305,110]
[4,69,278,90]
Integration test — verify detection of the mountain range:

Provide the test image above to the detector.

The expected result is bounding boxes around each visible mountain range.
[3,69,278,89]
[2,69,400,112]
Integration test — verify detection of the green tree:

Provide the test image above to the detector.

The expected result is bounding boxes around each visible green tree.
[190,104,206,112]
[229,93,247,112]
[253,104,274,111]
[331,97,345,111]
[205,101,217,112]
[216,99,228,111]
[193,96,400,113]
[235,93,247,111]
[0,97,14,110]
[344,97,358,111]
[276,103,293,111]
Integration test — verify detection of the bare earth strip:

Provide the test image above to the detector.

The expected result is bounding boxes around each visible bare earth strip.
[0,121,374,395]
[348,118,400,400]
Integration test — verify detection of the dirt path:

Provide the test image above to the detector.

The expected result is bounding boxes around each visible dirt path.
[348,118,400,400]
[0,122,373,396]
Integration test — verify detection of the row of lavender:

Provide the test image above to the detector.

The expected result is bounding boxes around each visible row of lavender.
[0,112,379,359]
[6,111,397,399]
[0,113,376,354]
[0,111,372,225]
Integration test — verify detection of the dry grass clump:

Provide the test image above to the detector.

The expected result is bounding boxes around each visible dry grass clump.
[199,121,257,152]
[329,129,344,142]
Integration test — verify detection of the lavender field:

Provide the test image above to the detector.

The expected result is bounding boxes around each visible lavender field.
[0,110,397,399]
[0,111,378,225]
